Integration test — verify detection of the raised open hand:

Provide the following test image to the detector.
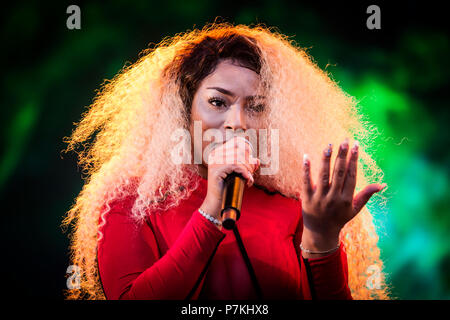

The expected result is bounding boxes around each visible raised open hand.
[300,138,386,254]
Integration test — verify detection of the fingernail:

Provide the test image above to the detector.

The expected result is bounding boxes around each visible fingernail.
[380,183,387,190]
[303,153,309,164]
[340,139,349,153]
[325,144,332,157]
[352,140,359,153]
[257,159,261,170]
[343,137,349,148]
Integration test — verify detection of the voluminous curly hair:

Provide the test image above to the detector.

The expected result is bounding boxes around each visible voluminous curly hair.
[61,21,392,300]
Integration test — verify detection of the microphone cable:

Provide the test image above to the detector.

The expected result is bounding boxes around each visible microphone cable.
[233,224,263,300]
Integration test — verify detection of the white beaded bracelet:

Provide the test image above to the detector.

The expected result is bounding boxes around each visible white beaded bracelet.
[300,242,340,255]
[198,208,222,227]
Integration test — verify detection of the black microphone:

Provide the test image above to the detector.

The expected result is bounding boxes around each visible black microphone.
[215,138,263,297]
[220,172,246,230]
[219,138,255,230]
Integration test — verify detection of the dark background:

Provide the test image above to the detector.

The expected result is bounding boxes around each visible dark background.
[1,0,449,299]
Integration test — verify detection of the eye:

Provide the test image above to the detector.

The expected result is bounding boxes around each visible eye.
[247,104,265,113]
[208,96,226,108]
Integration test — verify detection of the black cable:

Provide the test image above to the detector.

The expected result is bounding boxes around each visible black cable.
[302,257,317,300]
[233,225,263,300]
[185,234,226,300]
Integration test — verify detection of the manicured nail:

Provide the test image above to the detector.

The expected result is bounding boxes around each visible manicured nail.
[343,137,349,148]
[380,183,387,190]
[303,153,309,164]
[253,158,260,170]
[340,138,349,153]
[325,144,332,157]
[352,140,359,153]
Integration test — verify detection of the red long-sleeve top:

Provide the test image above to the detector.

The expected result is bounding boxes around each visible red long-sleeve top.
[97,174,353,300]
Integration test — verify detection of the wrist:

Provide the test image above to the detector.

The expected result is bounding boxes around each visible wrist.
[199,199,223,230]
[198,207,223,230]
[301,229,340,258]
[200,196,222,219]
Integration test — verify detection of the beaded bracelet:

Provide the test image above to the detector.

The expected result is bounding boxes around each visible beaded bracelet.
[299,242,340,255]
[198,208,222,227]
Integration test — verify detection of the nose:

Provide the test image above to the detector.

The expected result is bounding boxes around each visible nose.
[223,104,247,131]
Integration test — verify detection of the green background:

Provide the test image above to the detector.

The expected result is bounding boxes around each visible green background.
[1,0,449,299]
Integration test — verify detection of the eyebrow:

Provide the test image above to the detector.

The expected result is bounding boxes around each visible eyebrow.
[206,87,265,100]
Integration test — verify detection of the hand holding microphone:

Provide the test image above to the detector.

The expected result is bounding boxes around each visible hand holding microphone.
[199,136,260,230]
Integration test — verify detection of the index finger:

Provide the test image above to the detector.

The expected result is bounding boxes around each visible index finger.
[329,138,349,196]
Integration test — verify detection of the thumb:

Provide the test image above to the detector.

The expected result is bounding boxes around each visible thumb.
[352,183,386,215]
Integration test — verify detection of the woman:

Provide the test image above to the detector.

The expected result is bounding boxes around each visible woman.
[62,22,391,300]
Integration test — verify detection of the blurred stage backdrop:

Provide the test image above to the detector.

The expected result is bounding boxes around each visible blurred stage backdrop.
[1,1,448,299]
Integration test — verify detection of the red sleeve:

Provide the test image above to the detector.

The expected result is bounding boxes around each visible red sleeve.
[294,200,353,300]
[299,243,353,300]
[97,196,226,300]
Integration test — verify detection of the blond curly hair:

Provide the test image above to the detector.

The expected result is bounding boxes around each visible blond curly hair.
[61,21,392,300]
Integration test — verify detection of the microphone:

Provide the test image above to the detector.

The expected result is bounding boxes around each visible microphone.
[221,172,246,230]
[220,137,255,230]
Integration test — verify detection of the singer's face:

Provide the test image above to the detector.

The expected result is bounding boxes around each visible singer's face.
[189,59,266,171]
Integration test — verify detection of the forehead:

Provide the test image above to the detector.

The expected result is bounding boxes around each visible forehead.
[198,59,261,95]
